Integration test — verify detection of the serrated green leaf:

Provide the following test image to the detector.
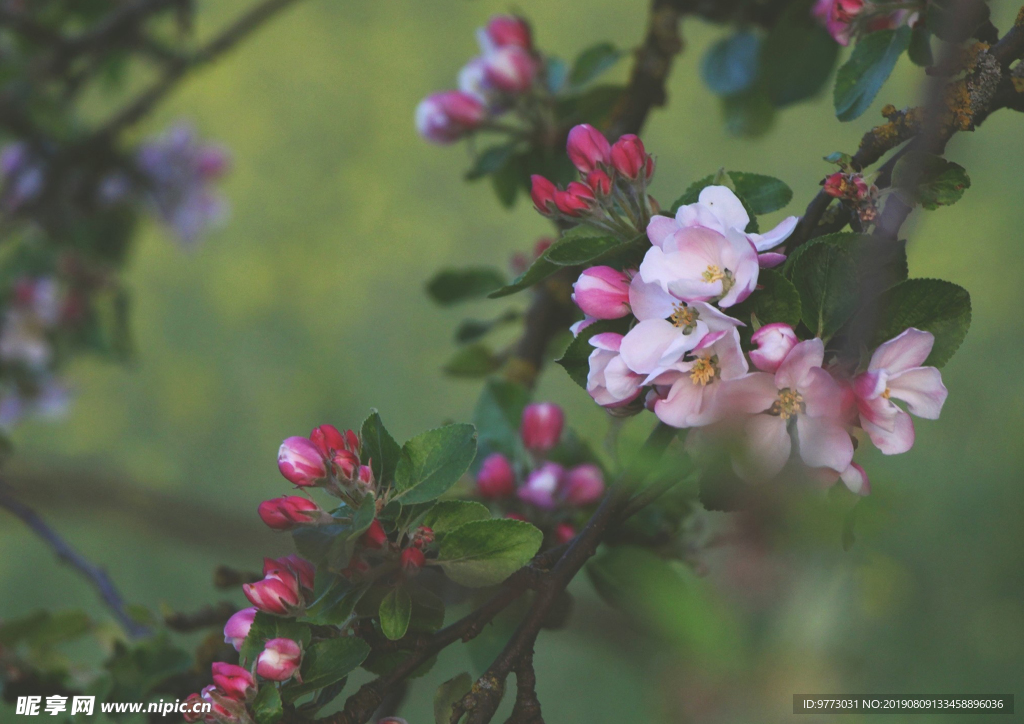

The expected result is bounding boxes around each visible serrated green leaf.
[731,269,801,332]
[555,318,631,389]
[421,500,492,535]
[436,519,543,587]
[301,579,367,626]
[791,242,860,339]
[726,171,793,214]
[834,27,912,122]
[487,255,559,298]
[426,267,507,306]
[867,278,971,367]
[253,685,284,724]
[361,409,401,486]
[434,673,473,724]
[891,151,970,210]
[908,24,933,66]
[491,156,521,208]
[760,4,839,107]
[555,84,625,127]
[544,233,622,266]
[380,587,412,641]
[394,424,477,504]
[443,343,501,378]
[281,638,369,703]
[701,31,760,96]
[569,42,623,87]
[454,309,520,344]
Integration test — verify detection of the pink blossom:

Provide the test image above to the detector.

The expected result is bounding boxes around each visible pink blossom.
[566,124,611,175]
[258,496,323,530]
[211,662,256,702]
[572,266,631,319]
[257,638,303,682]
[749,323,799,373]
[518,462,564,509]
[278,436,327,486]
[480,14,532,51]
[570,316,597,337]
[483,45,537,93]
[586,332,644,407]
[223,607,257,652]
[562,464,605,506]
[265,554,315,591]
[243,568,303,616]
[521,402,564,452]
[853,328,947,455]
[415,91,486,144]
[309,424,359,458]
[477,452,516,498]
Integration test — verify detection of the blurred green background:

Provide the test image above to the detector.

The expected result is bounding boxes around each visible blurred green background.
[2,1,1023,721]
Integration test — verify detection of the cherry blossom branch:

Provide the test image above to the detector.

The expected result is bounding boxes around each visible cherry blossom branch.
[0,479,150,639]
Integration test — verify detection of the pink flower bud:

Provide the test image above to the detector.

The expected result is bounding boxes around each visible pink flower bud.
[483,15,532,50]
[570,316,597,337]
[333,449,360,479]
[266,554,315,591]
[356,464,374,489]
[518,462,564,510]
[586,169,612,197]
[401,547,426,573]
[341,555,370,579]
[278,437,327,487]
[566,124,612,174]
[412,526,434,548]
[258,496,322,531]
[749,323,800,373]
[256,638,303,682]
[211,662,256,701]
[415,91,487,145]
[823,172,869,200]
[199,685,246,723]
[182,693,205,722]
[561,464,605,506]
[223,606,257,652]
[572,266,631,320]
[554,181,596,217]
[243,569,302,616]
[361,519,388,549]
[610,134,649,181]
[477,452,516,498]
[554,523,576,545]
[530,175,558,215]
[484,46,537,93]
[521,402,564,452]
[310,423,352,457]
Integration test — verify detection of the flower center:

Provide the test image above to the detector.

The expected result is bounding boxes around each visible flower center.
[669,302,698,331]
[701,265,735,295]
[689,356,718,387]
[769,387,804,420]
[881,388,891,399]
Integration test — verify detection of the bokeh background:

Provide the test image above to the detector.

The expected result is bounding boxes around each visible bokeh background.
[2,1,1023,722]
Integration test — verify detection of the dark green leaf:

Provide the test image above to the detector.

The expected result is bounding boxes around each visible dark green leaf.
[731,269,802,332]
[785,232,907,293]
[927,0,991,42]
[726,171,793,214]
[701,31,761,96]
[465,143,519,181]
[669,175,715,213]
[544,233,622,266]
[473,378,530,459]
[380,587,412,641]
[891,151,970,210]
[569,42,623,87]
[760,4,839,107]
[867,278,971,367]
[421,500,492,535]
[908,24,933,66]
[443,344,501,378]
[302,579,367,626]
[487,255,559,298]
[721,88,776,137]
[394,424,477,504]
[0,610,92,649]
[253,685,284,724]
[240,613,312,665]
[104,636,192,701]
[555,84,625,127]
[455,309,520,344]
[791,242,860,339]
[436,519,543,587]
[491,158,521,208]
[555,318,630,389]
[282,638,370,703]
[834,27,912,121]
[434,673,473,724]
[426,268,507,306]
[361,410,401,487]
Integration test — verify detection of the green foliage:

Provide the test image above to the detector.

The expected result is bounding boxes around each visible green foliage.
[730,269,802,331]
[670,174,716,211]
[427,268,507,306]
[892,152,971,210]
[867,279,972,367]
[556,318,630,389]
[240,613,313,664]
[302,579,367,625]
[760,4,839,107]
[443,343,502,377]
[487,255,559,298]
[380,586,413,640]
[361,410,401,486]
[721,89,776,138]
[726,172,793,214]
[253,685,284,724]
[421,500,492,536]
[435,672,473,724]
[833,27,912,121]
[791,242,860,339]
[454,309,520,344]
[394,424,478,504]
[104,635,192,702]
[701,31,761,96]
[293,502,376,572]
[436,518,543,587]
[544,232,623,266]
[908,24,934,66]
[0,610,92,650]
[473,378,530,461]
[282,637,370,703]
[569,42,623,88]
[465,143,520,181]
[555,84,626,127]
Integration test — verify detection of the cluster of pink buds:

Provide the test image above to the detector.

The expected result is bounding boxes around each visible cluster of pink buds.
[416,14,538,144]
[476,402,605,544]
[531,124,656,236]
[242,555,314,616]
[135,123,230,245]
[812,0,916,45]
[822,170,879,223]
[277,424,374,503]
[182,663,255,723]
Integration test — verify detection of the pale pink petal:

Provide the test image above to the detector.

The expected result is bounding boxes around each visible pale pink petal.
[698,186,749,232]
[714,328,749,379]
[736,414,791,482]
[887,366,947,419]
[590,332,623,352]
[758,252,787,268]
[747,216,798,252]
[840,463,870,495]
[870,328,934,374]
[853,369,888,400]
[775,338,825,391]
[646,215,679,249]
[749,323,798,374]
[716,372,779,416]
[690,301,744,331]
[862,407,915,454]
[620,318,704,374]
[653,377,709,428]
[800,366,842,419]
[675,202,725,235]
[858,394,899,432]
[796,415,853,472]
[628,275,676,321]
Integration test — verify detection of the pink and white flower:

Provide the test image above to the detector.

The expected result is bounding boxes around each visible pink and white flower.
[749,323,800,373]
[586,332,644,408]
[223,607,257,652]
[853,328,948,455]
[518,462,564,509]
[483,45,537,93]
[561,464,605,506]
[210,663,256,702]
[415,91,487,145]
[256,638,303,682]
[572,266,631,320]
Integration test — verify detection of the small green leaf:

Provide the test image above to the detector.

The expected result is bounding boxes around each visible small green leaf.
[394,424,477,504]
[669,175,715,213]
[301,579,367,626]
[834,27,912,121]
[426,268,507,306]
[700,31,761,96]
[434,673,473,724]
[867,278,971,367]
[421,500,492,535]
[555,84,626,127]
[473,378,530,459]
[555,318,630,389]
[487,256,559,298]
[726,171,793,214]
[465,143,519,181]
[791,242,860,339]
[361,410,401,487]
[282,638,370,703]
[731,269,802,331]
[443,344,501,378]
[454,309,520,344]
[891,151,970,210]
[491,158,521,208]
[760,4,839,107]
[380,587,412,641]
[240,613,312,665]
[252,685,284,724]
[569,42,623,87]
[436,519,543,587]
[544,233,622,266]
[908,24,933,66]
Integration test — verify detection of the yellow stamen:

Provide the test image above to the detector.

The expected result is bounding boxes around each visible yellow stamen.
[669,302,697,329]
[689,358,717,387]
[881,388,891,399]
[769,388,805,420]
[702,265,725,283]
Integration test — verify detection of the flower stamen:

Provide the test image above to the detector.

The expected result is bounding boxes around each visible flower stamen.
[702,265,725,283]
[769,387,805,420]
[689,357,717,387]
[669,302,697,330]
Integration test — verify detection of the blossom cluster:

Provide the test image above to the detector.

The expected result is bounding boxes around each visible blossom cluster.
[812,0,918,45]
[475,402,605,543]
[537,125,948,491]
[416,14,539,144]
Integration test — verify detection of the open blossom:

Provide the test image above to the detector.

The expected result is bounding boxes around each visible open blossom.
[719,338,854,481]
[416,91,487,144]
[211,663,256,702]
[257,638,303,682]
[587,332,644,407]
[572,266,631,319]
[518,462,564,509]
[853,328,948,455]
[223,607,257,652]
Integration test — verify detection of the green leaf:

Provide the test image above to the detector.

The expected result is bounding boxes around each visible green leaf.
[455,309,520,344]
[473,378,530,459]
[426,268,507,306]
[282,638,370,703]
[394,424,478,504]
[0,610,92,649]
[555,318,630,389]
[891,151,970,210]
[546,56,569,93]
[791,242,860,339]
[252,685,284,724]
[834,27,912,121]
[731,269,802,331]
[443,344,501,378]
[721,88,776,138]
[380,587,412,641]
[104,635,193,701]
[240,613,312,665]
[487,255,559,298]
[491,159,521,208]
[569,42,623,87]
[544,233,622,266]
[785,232,907,294]
[361,410,401,487]
[760,4,839,107]
[302,579,367,626]
[421,500,492,535]
[867,279,971,367]
[434,673,473,724]
[726,171,793,214]
[436,519,543,587]
[556,84,625,127]
[907,24,933,66]
[465,143,519,181]
[669,175,715,212]
[700,31,761,96]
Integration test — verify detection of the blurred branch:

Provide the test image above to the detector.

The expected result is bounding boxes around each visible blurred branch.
[0,479,150,639]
